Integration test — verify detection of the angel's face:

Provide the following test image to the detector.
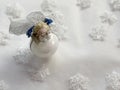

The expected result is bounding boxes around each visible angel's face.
[32,22,50,43]
[36,27,48,38]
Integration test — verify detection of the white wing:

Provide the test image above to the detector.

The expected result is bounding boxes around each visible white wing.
[9,19,33,35]
[26,11,45,24]
[9,11,45,35]
[41,0,68,40]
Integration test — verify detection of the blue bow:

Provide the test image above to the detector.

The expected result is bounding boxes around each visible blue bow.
[44,18,53,25]
[26,26,34,38]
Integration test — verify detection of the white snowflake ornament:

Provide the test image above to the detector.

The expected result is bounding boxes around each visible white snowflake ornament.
[0,80,8,90]
[41,0,57,13]
[13,47,33,64]
[89,25,106,41]
[5,2,25,19]
[0,32,10,46]
[30,65,50,81]
[105,71,120,90]
[76,0,91,10]
[68,73,89,90]
[100,11,118,25]
[109,0,120,11]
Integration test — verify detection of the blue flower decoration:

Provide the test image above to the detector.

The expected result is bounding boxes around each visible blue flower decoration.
[44,18,53,25]
[26,26,34,38]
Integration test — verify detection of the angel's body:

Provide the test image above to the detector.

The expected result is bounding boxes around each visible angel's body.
[27,21,59,58]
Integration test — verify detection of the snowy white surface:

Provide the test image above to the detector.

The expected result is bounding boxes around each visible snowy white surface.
[1,0,120,90]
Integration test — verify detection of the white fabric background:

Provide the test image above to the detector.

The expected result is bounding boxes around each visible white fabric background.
[0,0,120,90]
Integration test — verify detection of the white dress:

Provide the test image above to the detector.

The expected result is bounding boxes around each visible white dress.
[30,33,59,58]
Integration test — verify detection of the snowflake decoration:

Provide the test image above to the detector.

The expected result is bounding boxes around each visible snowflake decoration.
[13,47,33,64]
[41,0,57,13]
[109,0,120,11]
[0,80,8,90]
[76,0,91,10]
[68,73,89,90]
[105,71,120,90]
[100,11,118,25]
[29,65,50,81]
[13,47,50,81]
[89,26,106,41]
[0,32,10,46]
[5,2,25,19]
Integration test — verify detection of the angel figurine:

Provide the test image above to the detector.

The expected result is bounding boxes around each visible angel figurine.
[9,11,59,58]
[26,17,59,58]
[6,0,67,58]
[26,18,58,58]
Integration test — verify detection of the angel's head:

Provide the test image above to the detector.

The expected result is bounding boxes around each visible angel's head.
[26,18,53,44]
[32,22,50,43]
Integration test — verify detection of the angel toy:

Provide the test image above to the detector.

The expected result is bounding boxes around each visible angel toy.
[8,11,59,58]
[26,17,59,58]
[6,0,67,58]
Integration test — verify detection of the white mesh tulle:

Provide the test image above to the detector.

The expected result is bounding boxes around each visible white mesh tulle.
[0,32,10,46]
[13,47,33,64]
